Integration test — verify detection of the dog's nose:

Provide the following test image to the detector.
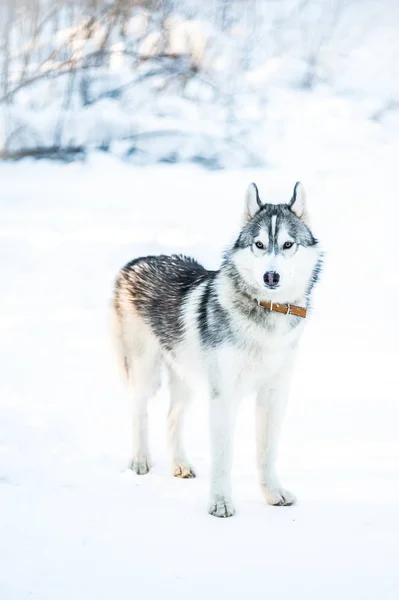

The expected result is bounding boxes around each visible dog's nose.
[263,271,280,287]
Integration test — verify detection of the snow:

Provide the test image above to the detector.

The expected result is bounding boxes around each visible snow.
[0,151,398,599]
[3,0,399,167]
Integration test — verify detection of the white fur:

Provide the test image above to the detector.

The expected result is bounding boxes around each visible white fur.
[113,182,320,517]
[233,221,319,305]
[122,313,161,474]
[167,368,195,478]
[271,214,277,238]
[165,270,304,516]
[114,277,303,515]
[256,359,297,506]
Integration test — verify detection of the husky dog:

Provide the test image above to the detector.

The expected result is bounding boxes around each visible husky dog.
[112,182,322,517]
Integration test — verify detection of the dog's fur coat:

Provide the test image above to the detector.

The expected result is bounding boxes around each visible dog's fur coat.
[112,182,322,517]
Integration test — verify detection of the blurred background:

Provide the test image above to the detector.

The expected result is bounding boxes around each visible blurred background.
[1,0,399,167]
[1,3,399,600]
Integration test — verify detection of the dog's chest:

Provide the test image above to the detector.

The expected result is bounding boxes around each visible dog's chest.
[218,317,301,395]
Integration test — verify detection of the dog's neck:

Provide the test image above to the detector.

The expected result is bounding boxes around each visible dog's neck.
[256,299,307,319]
[219,263,309,311]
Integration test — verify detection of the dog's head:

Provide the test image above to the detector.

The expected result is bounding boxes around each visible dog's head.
[227,182,322,303]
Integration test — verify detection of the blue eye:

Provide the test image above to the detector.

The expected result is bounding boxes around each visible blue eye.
[283,241,293,250]
[255,241,264,249]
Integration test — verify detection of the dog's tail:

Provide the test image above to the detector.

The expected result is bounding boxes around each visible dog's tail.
[109,298,130,385]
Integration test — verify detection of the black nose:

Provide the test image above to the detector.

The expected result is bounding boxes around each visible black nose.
[264,271,280,287]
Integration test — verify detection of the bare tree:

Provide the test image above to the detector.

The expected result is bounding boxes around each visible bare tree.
[0,0,380,165]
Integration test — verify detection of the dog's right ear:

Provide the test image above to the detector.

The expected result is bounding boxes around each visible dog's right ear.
[243,183,262,223]
[288,182,309,224]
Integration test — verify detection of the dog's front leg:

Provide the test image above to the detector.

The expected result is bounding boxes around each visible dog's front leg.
[256,377,297,507]
[208,391,238,518]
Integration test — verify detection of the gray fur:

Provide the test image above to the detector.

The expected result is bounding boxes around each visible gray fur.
[233,203,317,252]
[111,181,323,517]
[113,205,320,351]
[114,255,210,352]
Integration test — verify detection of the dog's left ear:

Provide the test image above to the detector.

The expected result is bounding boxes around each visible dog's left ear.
[288,182,309,224]
[243,182,262,223]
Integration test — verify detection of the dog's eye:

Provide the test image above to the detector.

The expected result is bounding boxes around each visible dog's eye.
[255,241,264,250]
[283,241,294,250]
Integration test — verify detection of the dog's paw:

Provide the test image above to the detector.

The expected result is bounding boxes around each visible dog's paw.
[173,463,196,479]
[208,496,236,518]
[264,488,297,506]
[129,458,150,475]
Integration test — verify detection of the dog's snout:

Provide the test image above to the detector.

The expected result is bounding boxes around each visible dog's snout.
[263,271,280,288]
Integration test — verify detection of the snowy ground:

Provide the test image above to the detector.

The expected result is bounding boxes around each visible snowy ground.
[0,153,398,599]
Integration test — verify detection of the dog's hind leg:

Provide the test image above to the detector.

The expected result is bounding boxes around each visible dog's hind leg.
[167,368,196,478]
[112,306,161,474]
[128,347,161,475]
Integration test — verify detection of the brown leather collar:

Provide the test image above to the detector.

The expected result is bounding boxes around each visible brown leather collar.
[257,299,307,319]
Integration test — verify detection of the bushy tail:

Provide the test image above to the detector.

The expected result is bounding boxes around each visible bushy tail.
[109,301,129,385]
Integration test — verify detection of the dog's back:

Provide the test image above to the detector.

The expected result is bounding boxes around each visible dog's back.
[111,182,322,516]
[112,254,211,358]
[111,254,212,477]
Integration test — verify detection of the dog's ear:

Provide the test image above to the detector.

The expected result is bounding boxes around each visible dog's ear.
[244,182,262,223]
[288,182,309,224]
